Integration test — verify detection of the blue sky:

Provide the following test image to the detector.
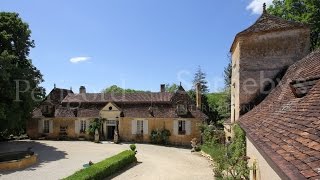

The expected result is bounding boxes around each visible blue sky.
[0,0,271,93]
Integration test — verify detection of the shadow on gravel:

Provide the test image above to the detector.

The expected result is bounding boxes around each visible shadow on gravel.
[105,161,143,180]
[0,140,67,176]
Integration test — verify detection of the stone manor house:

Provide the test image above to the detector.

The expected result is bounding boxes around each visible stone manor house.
[227,6,320,180]
[27,84,207,146]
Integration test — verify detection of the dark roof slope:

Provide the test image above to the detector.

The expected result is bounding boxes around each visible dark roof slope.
[62,92,174,104]
[230,11,308,52]
[44,88,73,105]
[239,50,320,179]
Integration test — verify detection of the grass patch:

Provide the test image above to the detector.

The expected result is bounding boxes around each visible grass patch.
[64,150,136,180]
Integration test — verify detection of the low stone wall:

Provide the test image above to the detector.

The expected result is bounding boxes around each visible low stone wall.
[0,154,37,170]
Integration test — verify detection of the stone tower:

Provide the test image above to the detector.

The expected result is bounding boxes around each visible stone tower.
[230,6,310,123]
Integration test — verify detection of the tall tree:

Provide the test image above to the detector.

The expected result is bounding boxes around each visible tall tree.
[268,0,320,50]
[192,66,209,93]
[0,12,45,136]
[224,54,232,90]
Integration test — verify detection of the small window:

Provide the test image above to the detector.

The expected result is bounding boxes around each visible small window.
[109,106,113,110]
[80,120,86,133]
[137,120,143,134]
[176,104,187,115]
[178,120,186,135]
[44,120,49,133]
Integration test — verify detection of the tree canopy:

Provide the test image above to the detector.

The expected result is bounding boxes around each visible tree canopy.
[0,12,44,137]
[102,85,147,93]
[268,0,320,50]
[165,83,179,93]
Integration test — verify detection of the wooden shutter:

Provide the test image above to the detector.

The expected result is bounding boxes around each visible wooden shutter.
[186,120,191,135]
[49,119,53,134]
[75,120,80,134]
[173,120,178,135]
[38,119,43,133]
[143,120,148,135]
[131,120,137,135]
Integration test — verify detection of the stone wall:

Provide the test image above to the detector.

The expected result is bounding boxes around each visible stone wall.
[119,117,202,146]
[28,117,202,145]
[247,137,282,180]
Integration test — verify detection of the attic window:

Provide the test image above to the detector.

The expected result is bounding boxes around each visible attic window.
[109,106,112,110]
[290,77,320,98]
[176,104,188,115]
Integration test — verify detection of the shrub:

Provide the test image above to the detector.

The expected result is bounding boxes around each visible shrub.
[150,128,171,145]
[199,123,225,145]
[64,150,136,180]
[201,124,249,179]
[87,118,101,136]
[130,144,136,152]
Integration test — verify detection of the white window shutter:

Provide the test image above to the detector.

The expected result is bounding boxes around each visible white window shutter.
[186,120,191,135]
[143,120,148,135]
[38,119,43,133]
[173,120,178,135]
[49,119,53,133]
[131,120,137,135]
[86,119,90,130]
[75,120,80,134]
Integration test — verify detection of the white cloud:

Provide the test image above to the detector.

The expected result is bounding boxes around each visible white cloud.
[69,56,91,63]
[246,0,273,15]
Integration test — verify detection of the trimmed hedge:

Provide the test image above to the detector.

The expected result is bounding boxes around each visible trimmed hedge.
[64,150,136,180]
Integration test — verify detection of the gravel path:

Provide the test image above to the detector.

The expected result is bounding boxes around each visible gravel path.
[0,140,214,180]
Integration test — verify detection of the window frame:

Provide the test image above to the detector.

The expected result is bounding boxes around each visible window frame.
[43,120,50,134]
[178,120,186,135]
[80,120,86,133]
[136,120,144,134]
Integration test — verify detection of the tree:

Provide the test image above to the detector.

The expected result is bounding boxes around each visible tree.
[192,66,209,93]
[102,85,147,93]
[268,0,320,50]
[165,83,179,93]
[0,12,45,137]
[224,54,232,90]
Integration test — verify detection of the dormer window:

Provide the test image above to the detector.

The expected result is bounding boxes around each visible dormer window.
[290,77,320,98]
[176,104,187,115]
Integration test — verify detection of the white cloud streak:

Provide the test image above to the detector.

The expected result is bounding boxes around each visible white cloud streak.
[69,56,91,63]
[246,0,273,15]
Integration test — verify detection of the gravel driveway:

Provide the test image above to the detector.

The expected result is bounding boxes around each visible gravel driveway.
[0,140,214,180]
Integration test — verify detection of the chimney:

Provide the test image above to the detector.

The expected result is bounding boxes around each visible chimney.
[196,83,201,109]
[79,86,86,94]
[160,84,166,92]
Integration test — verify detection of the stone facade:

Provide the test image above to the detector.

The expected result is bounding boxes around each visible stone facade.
[228,7,317,180]
[230,13,310,123]
[27,85,206,146]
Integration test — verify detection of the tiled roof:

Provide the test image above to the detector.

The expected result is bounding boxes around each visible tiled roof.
[231,11,308,52]
[121,104,207,119]
[32,108,44,118]
[44,88,73,105]
[78,108,100,118]
[239,50,320,179]
[54,107,75,117]
[61,92,174,104]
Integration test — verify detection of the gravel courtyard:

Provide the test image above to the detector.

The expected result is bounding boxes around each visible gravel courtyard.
[0,140,214,180]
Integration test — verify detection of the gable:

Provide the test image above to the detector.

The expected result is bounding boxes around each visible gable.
[100,102,121,119]
[101,102,121,111]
